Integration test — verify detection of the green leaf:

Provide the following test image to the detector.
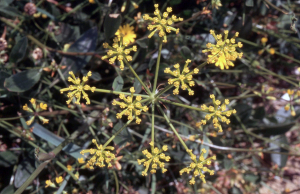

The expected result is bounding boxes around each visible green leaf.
[0,6,22,18]
[270,135,288,168]
[0,185,14,194]
[245,0,253,7]
[244,173,259,183]
[224,158,233,170]
[112,75,124,91]
[61,27,98,76]
[180,46,192,60]
[136,38,148,49]
[4,69,42,92]
[104,14,121,39]
[82,70,101,81]
[200,134,210,159]
[36,8,56,21]
[14,159,35,188]
[0,71,10,90]
[0,151,18,167]
[170,0,181,5]
[9,37,28,63]
[112,121,132,146]
[253,106,265,120]
[133,77,142,93]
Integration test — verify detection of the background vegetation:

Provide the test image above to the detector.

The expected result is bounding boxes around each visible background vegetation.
[0,0,300,193]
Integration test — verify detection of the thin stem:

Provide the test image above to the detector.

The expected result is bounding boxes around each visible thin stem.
[195,61,208,71]
[103,119,132,148]
[152,38,163,93]
[156,104,189,151]
[151,104,155,151]
[124,60,151,94]
[94,88,149,98]
[155,84,173,98]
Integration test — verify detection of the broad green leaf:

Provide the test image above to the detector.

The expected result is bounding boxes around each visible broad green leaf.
[32,123,83,159]
[0,6,22,18]
[112,121,132,146]
[224,158,233,170]
[200,134,210,159]
[82,70,101,81]
[112,75,124,91]
[4,69,42,92]
[170,0,181,5]
[9,37,28,63]
[180,46,192,60]
[14,159,35,188]
[0,71,10,90]
[270,135,288,168]
[0,185,14,194]
[0,151,18,167]
[133,77,142,93]
[245,0,254,7]
[136,38,148,49]
[104,14,121,39]
[36,8,56,21]
[61,27,97,76]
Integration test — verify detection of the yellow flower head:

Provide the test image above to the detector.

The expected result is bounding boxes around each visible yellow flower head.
[22,98,49,126]
[165,59,198,96]
[285,89,299,117]
[60,71,95,105]
[78,157,85,164]
[180,149,216,184]
[197,95,236,132]
[211,0,222,9]
[143,4,183,43]
[261,37,268,44]
[102,37,137,70]
[112,87,148,124]
[45,180,56,188]
[67,165,72,171]
[137,143,170,176]
[269,48,275,55]
[115,24,137,44]
[55,176,64,184]
[202,30,243,70]
[80,139,116,169]
[89,0,95,3]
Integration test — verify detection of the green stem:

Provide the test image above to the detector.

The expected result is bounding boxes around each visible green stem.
[113,171,119,194]
[103,119,132,148]
[159,98,203,111]
[151,104,155,151]
[156,104,189,151]
[195,61,208,71]
[155,84,173,98]
[124,60,151,94]
[94,88,149,98]
[152,38,163,93]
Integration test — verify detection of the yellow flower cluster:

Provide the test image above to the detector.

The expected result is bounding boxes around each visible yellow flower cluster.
[202,30,243,70]
[164,59,198,95]
[115,24,137,44]
[284,89,300,116]
[137,142,170,176]
[45,180,56,188]
[102,37,137,70]
[196,94,236,132]
[180,149,216,185]
[60,71,95,105]
[143,4,182,43]
[112,87,148,124]
[23,98,49,125]
[80,139,115,169]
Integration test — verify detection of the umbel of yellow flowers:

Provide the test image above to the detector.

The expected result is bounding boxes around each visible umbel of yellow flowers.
[164,59,198,96]
[23,98,49,125]
[284,89,300,116]
[102,36,137,70]
[80,139,115,169]
[137,142,170,176]
[143,4,183,43]
[60,71,95,105]
[196,94,236,133]
[202,30,243,70]
[112,87,148,124]
[180,148,216,185]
